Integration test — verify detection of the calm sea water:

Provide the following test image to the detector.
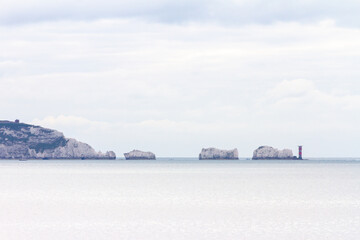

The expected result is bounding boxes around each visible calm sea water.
[0,158,359,240]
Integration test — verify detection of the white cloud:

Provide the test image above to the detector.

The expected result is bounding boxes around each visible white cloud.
[31,115,251,157]
[1,0,360,27]
[268,79,315,100]
[267,79,360,112]
[31,75,360,157]
[1,17,360,157]
[32,115,109,128]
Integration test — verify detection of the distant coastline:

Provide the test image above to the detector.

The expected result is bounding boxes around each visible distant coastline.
[0,119,304,160]
[0,119,115,160]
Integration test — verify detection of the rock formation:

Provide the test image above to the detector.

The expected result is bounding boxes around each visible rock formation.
[124,150,156,160]
[252,146,297,160]
[199,148,239,160]
[0,120,116,159]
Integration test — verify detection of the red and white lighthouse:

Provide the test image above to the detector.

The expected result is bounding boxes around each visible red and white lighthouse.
[298,146,303,160]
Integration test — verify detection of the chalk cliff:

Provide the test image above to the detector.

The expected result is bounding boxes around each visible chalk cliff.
[199,148,239,160]
[252,146,296,160]
[124,150,156,160]
[0,120,116,159]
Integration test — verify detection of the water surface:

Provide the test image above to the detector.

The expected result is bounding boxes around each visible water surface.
[0,159,359,239]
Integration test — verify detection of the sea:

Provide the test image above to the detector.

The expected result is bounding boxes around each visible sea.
[0,158,359,240]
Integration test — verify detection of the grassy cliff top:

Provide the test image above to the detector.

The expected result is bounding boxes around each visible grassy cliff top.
[0,120,67,152]
[0,121,32,129]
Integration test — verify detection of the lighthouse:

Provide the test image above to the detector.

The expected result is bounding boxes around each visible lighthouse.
[298,146,303,160]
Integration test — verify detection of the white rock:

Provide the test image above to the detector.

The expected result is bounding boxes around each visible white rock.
[124,150,156,160]
[199,148,239,160]
[252,146,294,159]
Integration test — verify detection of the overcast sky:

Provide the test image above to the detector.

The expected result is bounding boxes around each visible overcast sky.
[1,0,360,157]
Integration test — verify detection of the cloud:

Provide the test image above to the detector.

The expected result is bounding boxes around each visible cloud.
[1,0,360,27]
[0,0,207,24]
[1,16,360,156]
[30,77,360,157]
[31,115,250,157]
[32,115,109,128]
[32,114,249,137]
[268,79,316,100]
[267,79,360,112]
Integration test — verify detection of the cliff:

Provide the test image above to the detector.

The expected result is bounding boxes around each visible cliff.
[199,148,239,160]
[124,150,156,160]
[0,120,116,159]
[252,146,296,160]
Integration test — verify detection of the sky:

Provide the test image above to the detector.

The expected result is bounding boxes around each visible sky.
[1,0,360,157]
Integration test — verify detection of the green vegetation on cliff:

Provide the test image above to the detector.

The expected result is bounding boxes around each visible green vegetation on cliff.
[0,121,67,153]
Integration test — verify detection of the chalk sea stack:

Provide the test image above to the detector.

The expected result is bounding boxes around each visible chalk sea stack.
[252,146,297,160]
[124,150,156,160]
[199,148,239,160]
[0,120,116,159]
